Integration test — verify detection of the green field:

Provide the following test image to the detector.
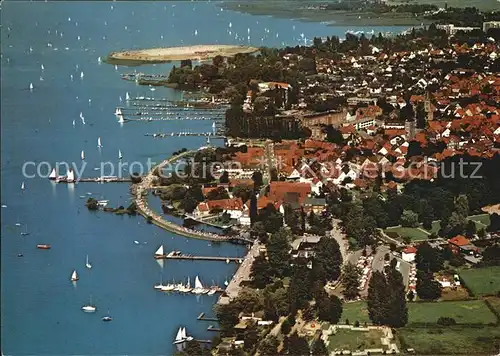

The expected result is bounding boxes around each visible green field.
[398,326,500,355]
[384,226,430,241]
[460,266,500,297]
[341,300,497,325]
[341,302,371,324]
[467,214,491,228]
[327,329,384,352]
[408,300,497,324]
[485,297,500,317]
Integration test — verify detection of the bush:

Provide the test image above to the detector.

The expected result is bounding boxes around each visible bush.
[437,317,456,326]
[281,318,292,335]
[354,320,360,327]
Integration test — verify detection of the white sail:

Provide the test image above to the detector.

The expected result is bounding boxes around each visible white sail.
[29,83,34,91]
[187,276,191,288]
[41,64,45,71]
[72,120,75,126]
[67,169,75,182]
[21,182,25,190]
[86,255,92,269]
[71,270,78,281]
[181,327,187,339]
[155,245,164,256]
[126,92,130,101]
[97,137,102,147]
[80,71,84,79]
[118,149,123,160]
[175,327,184,342]
[97,56,101,64]
[49,168,57,179]
[194,276,203,289]
[81,150,85,160]
[115,108,122,116]
[118,115,124,123]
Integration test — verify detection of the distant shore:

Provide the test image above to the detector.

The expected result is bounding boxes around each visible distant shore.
[107,45,259,64]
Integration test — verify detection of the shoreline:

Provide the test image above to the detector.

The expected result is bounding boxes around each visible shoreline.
[107,44,259,64]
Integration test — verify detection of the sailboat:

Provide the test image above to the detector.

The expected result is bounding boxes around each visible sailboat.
[67,169,75,183]
[71,270,79,281]
[184,276,192,293]
[224,278,229,286]
[97,137,102,148]
[49,168,57,180]
[173,327,185,344]
[154,244,164,259]
[154,273,164,290]
[118,149,123,160]
[97,56,102,64]
[85,255,92,269]
[29,83,34,91]
[102,310,112,322]
[21,181,25,191]
[118,114,125,124]
[192,275,207,294]
[20,224,30,236]
[41,64,45,71]
[72,119,76,126]
[183,328,193,342]
[126,92,131,101]
[114,107,122,116]
[81,296,96,313]
[80,71,84,79]
[81,150,85,160]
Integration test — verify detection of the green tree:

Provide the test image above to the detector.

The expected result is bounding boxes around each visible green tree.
[342,263,361,300]
[250,254,273,289]
[385,267,408,327]
[281,318,292,335]
[317,295,343,324]
[311,338,328,356]
[465,219,477,238]
[266,228,291,276]
[314,236,343,281]
[234,288,263,314]
[287,332,310,355]
[180,191,198,213]
[367,271,390,325]
[259,335,279,356]
[289,260,312,310]
[214,302,240,332]
[416,242,442,273]
[243,326,259,351]
[416,271,441,300]
[401,209,419,228]
[455,194,469,218]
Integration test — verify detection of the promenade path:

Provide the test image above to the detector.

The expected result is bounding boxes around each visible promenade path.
[133,151,253,244]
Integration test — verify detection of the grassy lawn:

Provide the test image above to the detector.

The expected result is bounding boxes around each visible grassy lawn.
[384,226,429,241]
[327,329,384,352]
[398,326,500,355]
[467,214,491,228]
[341,302,371,325]
[460,266,500,297]
[408,300,497,325]
[485,297,500,317]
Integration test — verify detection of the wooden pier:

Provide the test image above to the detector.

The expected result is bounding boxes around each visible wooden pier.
[155,251,242,263]
[197,313,219,322]
[207,325,221,332]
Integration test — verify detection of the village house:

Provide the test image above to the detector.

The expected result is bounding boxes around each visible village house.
[402,246,417,263]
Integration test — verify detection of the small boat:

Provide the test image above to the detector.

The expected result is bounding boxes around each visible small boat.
[49,168,57,180]
[154,244,164,258]
[41,64,44,71]
[192,275,206,294]
[81,150,85,160]
[102,310,112,322]
[71,270,79,281]
[81,296,96,313]
[37,244,51,250]
[85,255,92,269]
[21,181,25,190]
[114,108,122,116]
[97,57,102,64]
[133,240,140,245]
[173,327,192,344]
[97,200,108,207]
[1,205,7,208]
[226,258,230,264]
[80,71,84,79]
[161,283,175,292]
[97,137,102,148]
[224,279,229,286]
[20,224,30,236]
[207,289,216,296]
[67,169,75,183]
[118,115,125,124]
[118,149,123,160]
[72,120,75,126]
[126,92,130,101]
[29,83,33,91]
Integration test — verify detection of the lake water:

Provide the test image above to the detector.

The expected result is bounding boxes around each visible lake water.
[0,1,408,354]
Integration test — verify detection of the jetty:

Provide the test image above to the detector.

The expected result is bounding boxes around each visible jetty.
[55,177,132,184]
[155,250,242,263]
[145,132,225,139]
[207,325,221,332]
[197,313,219,322]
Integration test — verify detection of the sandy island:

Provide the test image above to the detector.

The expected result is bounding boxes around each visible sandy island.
[108,44,259,63]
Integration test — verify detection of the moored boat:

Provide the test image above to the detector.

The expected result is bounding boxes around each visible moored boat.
[81,296,96,313]
[154,244,164,259]
[37,244,51,250]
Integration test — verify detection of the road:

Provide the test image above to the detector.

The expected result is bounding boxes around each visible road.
[331,218,350,263]
[218,240,262,304]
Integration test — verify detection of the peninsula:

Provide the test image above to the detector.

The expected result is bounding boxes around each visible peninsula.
[107,45,259,64]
